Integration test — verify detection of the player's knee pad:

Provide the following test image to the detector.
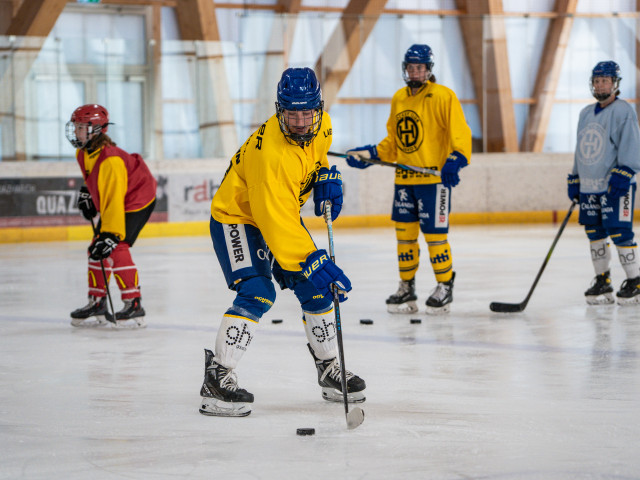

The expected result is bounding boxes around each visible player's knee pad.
[395,221,420,242]
[585,225,608,242]
[607,227,635,247]
[292,278,332,312]
[228,275,276,321]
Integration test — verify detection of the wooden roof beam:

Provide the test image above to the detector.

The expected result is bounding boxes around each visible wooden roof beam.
[6,0,67,36]
[521,0,577,152]
[314,0,387,110]
[458,0,518,152]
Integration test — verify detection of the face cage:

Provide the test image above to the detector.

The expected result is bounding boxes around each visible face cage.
[402,62,432,89]
[590,76,620,102]
[65,121,102,149]
[275,103,324,147]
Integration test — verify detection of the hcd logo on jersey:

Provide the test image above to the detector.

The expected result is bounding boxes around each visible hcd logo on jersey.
[577,122,606,165]
[395,110,423,153]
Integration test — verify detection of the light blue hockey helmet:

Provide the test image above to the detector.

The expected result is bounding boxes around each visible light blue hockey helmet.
[590,61,621,101]
[402,44,434,88]
[275,67,324,146]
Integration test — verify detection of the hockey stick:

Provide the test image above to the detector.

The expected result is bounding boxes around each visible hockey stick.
[328,151,441,176]
[323,200,365,430]
[489,199,578,313]
[89,217,116,324]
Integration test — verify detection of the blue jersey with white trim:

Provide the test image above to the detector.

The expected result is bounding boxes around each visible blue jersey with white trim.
[573,98,640,193]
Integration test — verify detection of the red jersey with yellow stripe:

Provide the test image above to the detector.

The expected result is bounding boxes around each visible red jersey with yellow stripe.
[77,145,156,240]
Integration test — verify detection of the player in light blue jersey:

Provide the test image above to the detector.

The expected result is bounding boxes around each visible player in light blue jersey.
[568,61,640,305]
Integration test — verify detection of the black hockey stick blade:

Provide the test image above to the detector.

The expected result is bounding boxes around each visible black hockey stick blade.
[346,406,365,430]
[489,301,526,313]
[488,199,578,314]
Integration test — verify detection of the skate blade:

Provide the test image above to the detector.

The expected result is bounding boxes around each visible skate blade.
[321,387,366,404]
[426,303,451,315]
[346,407,365,430]
[70,315,110,328]
[111,317,147,330]
[386,301,418,314]
[199,397,252,417]
[616,295,640,306]
[586,293,615,305]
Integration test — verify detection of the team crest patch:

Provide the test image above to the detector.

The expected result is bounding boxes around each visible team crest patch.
[395,110,423,153]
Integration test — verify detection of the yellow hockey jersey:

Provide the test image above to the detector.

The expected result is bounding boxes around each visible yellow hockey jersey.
[211,113,332,271]
[377,81,472,185]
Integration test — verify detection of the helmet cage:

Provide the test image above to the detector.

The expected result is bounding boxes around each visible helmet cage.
[275,67,324,146]
[590,61,621,102]
[65,121,105,149]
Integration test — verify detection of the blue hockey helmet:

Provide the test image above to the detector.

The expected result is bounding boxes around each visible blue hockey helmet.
[402,44,434,88]
[275,67,324,146]
[590,61,621,101]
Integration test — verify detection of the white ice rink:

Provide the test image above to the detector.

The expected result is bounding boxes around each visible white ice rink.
[1,224,639,480]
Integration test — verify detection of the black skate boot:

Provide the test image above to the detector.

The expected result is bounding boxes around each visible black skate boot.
[585,271,614,305]
[385,278,418,313]
[70,296,109,327]
[426,272,455,314]
[307,344,366,403]
[199,349,254,417]
[616,276,640,305]
[114,297,146,328]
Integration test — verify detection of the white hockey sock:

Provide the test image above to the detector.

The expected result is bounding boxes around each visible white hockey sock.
[616,245,640,278]
[214,314,257,369]
[590,239,611,275]
[303,308,338,361]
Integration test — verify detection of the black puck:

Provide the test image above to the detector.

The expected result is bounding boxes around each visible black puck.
[271,319,283,324]
[410,318,422,324]
[296,428,315,436]
[359,319,373,325]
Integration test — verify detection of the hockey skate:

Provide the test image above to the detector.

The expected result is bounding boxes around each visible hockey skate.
[585,271,614,305]
[616,276,640,305]
[199,349,254,417]
[307,344,366,403]
[425,272,455,314]
[113,297,147,329]
[386,278,418,314]
[70,295,111,327]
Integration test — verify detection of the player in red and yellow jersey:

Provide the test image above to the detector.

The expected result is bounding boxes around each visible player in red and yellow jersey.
[66,104,156,328]
[346,44,472,315]
[199,68,365,417]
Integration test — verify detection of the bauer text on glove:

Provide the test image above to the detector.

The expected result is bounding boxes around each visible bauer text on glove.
[88,232,120,260]
[440,151,468,188]
[608,165,635,199]
[300,249,352,302]
[313,165,343,220]
[345,145,378,169]
[567,174,580,201]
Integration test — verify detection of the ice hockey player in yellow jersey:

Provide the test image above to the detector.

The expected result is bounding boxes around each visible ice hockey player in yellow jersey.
[199,68,366,417]
[346,44,472,315]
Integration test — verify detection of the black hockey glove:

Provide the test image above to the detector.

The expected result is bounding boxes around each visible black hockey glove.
[88,232,120,260]
[77,185,97,220]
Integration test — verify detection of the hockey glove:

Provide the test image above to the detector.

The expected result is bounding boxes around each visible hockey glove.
[440,151,468,188]
[608,165,635,199]
[77,185,97,221]
[88,232,120,260]
[567,174,580,201]
[300,249,352,302]
[345,145,378,169]
[313,165,343,220]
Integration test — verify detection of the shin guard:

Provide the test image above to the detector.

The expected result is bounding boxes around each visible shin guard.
[425,233,453,283]
[110,243,140,300]
[303,307,338,361]
[215,314,257,369]
[395,222,420,281]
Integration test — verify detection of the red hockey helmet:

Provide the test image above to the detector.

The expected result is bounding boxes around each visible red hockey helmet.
[66,104,110,148]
